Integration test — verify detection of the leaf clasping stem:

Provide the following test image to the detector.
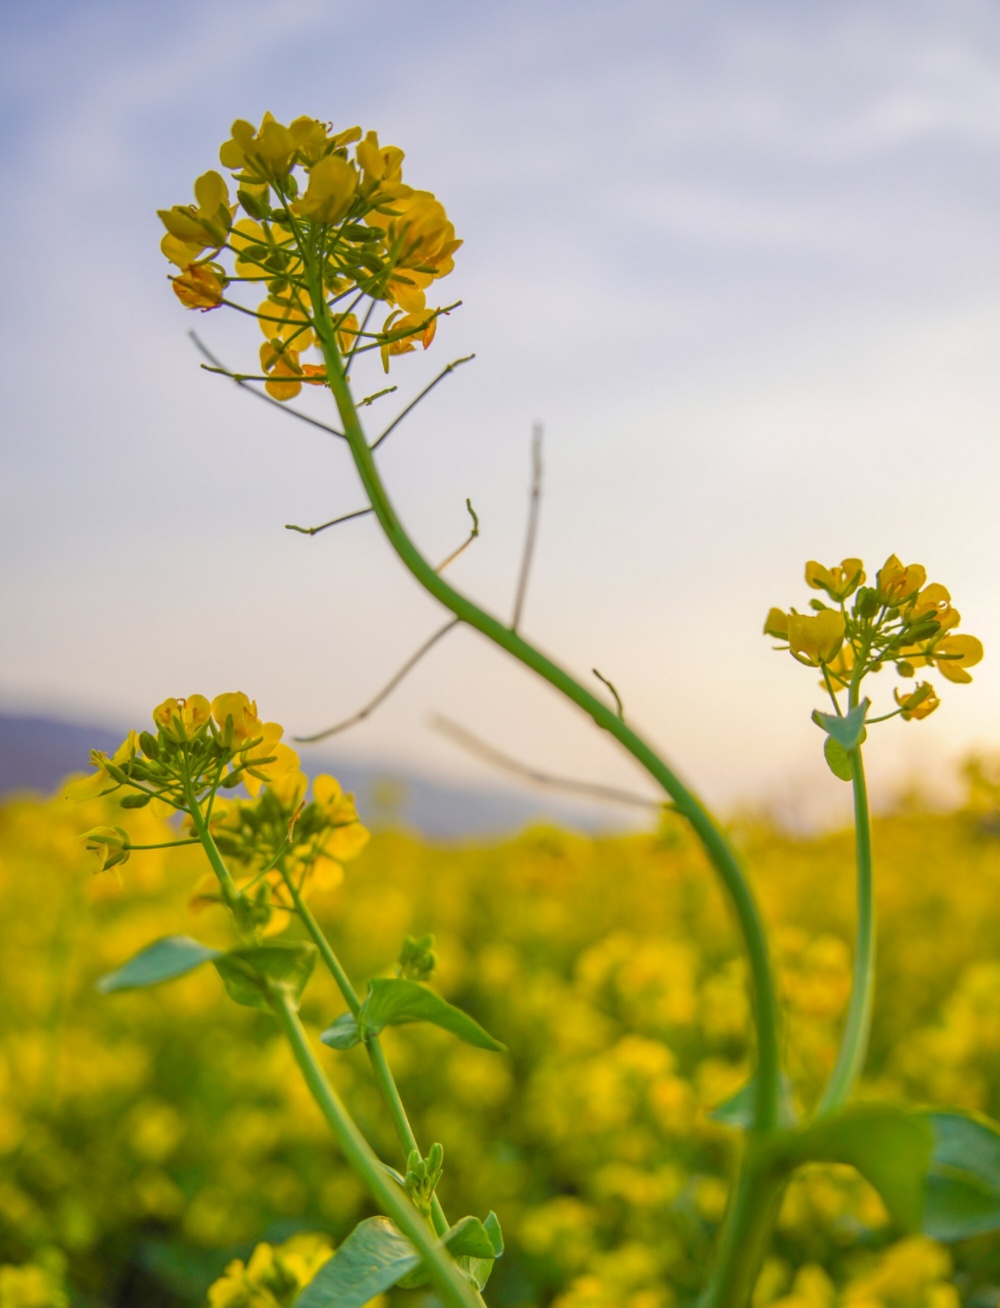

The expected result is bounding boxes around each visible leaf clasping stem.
[277,868,452,1239]
[271,991,481,1308]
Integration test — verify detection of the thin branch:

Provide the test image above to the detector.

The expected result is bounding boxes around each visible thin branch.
[370,355,476,451]
[592,668,625,720]
[511,423,544,631]
[435,499,480,573]
[286,507,373,537]
[429,715,665,812]
[188,333,346,440]
[359,385,397,407]
[295,619,461,743]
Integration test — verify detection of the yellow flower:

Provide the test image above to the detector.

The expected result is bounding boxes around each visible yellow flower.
[268,768,310,811]
[895,683,940,721]
[292,153,358,225]
[786,611,846,666]
[257,289,314,348]
[805,558,865,602]
[153,695,212,742]
[763,608,789,639]
[379,309,438,371]
[876,554,926,606]
[64,731,139,801]
[368,189,462,311]
[80,825,130,875]
[313,775,370,861]
[229,216,305,285]
[356,129,405,187]
[160,232,207,270]
[931,633,985,685]
[908,582,961,633]
[238,724,300,798]
[211,692,262,745]
[219,114,296,181]
[158,170,232,252]
[207,1233,333,1307]
[171,263,225,310]
[259,341,304,401]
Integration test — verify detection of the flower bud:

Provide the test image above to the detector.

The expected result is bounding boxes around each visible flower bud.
[139,731,160,760]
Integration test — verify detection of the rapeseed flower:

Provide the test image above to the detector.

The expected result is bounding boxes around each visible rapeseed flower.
[786,612,846,667]
[805,559,865,602]
[766,555,983,728]
[159,113,461,390]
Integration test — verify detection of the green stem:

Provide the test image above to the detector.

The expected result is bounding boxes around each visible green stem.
[307,293,783,1133]
[184,800,475,1302]
[816,742,874,1114]
[272,992,480,1308]
[182,767,241,908]
[279,868,450,1237]
[699,1142,787,1308]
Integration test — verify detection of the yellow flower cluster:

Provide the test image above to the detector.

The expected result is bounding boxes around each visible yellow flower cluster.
[207,1231,333,1307]
[158,113,461,394]
[764,555,983,723]
[65,692,299,817]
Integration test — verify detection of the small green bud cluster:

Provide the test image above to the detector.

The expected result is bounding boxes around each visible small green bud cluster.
[397,933,438,982]
[405,1142,445,1216]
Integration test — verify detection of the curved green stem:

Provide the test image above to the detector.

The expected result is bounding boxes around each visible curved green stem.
[307,297,782,1131]
[279,868,450,1236]
[272,992,480,1308]
[816,743,874,1114]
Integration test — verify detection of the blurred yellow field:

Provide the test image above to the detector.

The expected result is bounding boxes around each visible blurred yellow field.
[4,768,1000,1307]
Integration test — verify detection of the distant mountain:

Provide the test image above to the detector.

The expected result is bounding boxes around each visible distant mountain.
[0,714,642,839]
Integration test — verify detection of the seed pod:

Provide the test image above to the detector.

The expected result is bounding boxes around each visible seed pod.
[120,793,152,809]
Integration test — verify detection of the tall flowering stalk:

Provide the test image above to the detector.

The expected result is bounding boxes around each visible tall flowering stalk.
[77,110,1000,1308]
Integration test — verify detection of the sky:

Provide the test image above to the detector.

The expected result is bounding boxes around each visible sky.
[3,0,1000,826]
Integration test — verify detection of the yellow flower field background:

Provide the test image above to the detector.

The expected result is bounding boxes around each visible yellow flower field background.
[5,761,1000,1307]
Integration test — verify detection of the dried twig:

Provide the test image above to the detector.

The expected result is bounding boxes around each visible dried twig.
[296,620,461,743]
[430,714,665,811]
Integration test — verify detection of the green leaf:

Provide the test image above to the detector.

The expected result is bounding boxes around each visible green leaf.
[786,1103,933,1231]
[213,942,317,1013]
[97,936,221,994]
[823,735,854,782]
[922,1110,1000,1241]
[708,1074,797,1129]
[397,1215,504,1291]
[444,1215,498,1260]
[812,699,869,752]
[295,1217,419,1308]
[482,1211,504,1256]
[320,1012,361,1050]
[359,977,505,1053]
[455,1212,504,1292]
[296,1213,503,1305]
